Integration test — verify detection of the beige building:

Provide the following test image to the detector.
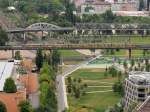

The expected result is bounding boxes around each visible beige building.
[81,2,111,14]
[111,2,138,11]
[124,72,150,111]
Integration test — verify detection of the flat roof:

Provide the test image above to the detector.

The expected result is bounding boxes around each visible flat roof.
[129,71,150,85]
[0,62,14,91]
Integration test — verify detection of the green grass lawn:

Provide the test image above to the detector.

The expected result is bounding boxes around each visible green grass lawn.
[104,49,143,58]
[59,50,84,57]
[67,69,121,112]
[101,36,150,44]
[59,50,85,65]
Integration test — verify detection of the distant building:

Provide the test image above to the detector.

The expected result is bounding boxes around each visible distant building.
[7,6,16,11]
[73,0,150,16]
[81,1,111,14]
[124,72,150,111]
[74,0,111,13]
[113,11,149,16]
[111,2,138,11]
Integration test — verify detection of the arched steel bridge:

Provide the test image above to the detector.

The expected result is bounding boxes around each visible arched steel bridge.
[7,22,150,34]
[7,22,74,33]
[4,22,150,58]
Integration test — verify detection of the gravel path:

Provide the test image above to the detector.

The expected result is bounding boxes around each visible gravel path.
[86,90,113,94]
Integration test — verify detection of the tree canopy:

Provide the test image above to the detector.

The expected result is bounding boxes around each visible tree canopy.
[0,27,8,46]
[3,78,17,93]
[18,100,33,112]
[0,101,6,112]
[35,49,44,70]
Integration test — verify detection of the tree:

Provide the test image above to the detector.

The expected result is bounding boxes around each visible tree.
[0,0,10,8]
[74,88,80,98]
[46,87,57,112]
[35,49,43,70]
[131,59,135,68]
[147,0,150,11]
[15,51,22,60]
[52,50,60,71]
[0,27,8,46]
[112,82,124,96]
[0,101,6,112]
[102,10,116,23]
[123,61,127,70]
[117,71,122,82]
[139,0,145,11]
[104,72,108,78]
[146,64,150,72]
[18,100,33,112]
[67,77,72,84]
[109,67,117,77]
[3,78,17,93]
[64,0,75,24]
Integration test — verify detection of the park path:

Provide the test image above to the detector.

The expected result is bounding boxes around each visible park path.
[86,90,113,94]
[88,86,112,87]
[56,55,101,112]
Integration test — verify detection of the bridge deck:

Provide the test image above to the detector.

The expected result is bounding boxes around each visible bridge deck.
[1,44,150,50]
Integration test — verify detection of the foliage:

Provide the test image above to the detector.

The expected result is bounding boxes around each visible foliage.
[113,81,124,96]
[35,49,43,70]
[64,0,76,24]
[0,0,10,8]
[18,100,33,112]
[108,66,118,77]
[102,10,116,23]
[0,101,6,112]
[0,27,8,46]
[15,51,22,60]
[107,102,123,112]
[51,50,61,72]
[123,61,128,69]
[67,76,87,99]
[39,62,57,112]
[139,0,145,11]
[3,77,17,93]
[17,66,27,75]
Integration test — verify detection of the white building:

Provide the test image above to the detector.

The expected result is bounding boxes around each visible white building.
[0,61,14,91]
[124,71,150,111]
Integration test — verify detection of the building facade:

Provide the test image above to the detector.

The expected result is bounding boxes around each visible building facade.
[124,72,150,111]
[81,2,111,14]
[74,0,140,14]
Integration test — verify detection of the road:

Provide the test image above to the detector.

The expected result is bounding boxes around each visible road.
[56,55,101,112]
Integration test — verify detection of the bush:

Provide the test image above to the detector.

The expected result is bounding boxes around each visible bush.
[3,78,17,93]
[0,101,6,112]
[18,100,33,112]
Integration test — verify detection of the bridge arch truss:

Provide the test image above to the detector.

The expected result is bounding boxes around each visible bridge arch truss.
[26,22,61,30]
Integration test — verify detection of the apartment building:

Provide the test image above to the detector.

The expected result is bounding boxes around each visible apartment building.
[74,0,140,14]
[124,71,150,111]
[81,1,111,14]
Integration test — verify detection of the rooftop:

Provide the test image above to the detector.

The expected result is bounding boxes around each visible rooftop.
[128,71,150,85]
[113,11,149,17]
[18,74,38,94]
[0,90,26,112]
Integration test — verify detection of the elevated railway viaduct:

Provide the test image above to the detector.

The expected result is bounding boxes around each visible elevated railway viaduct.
[4,23,150,58]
